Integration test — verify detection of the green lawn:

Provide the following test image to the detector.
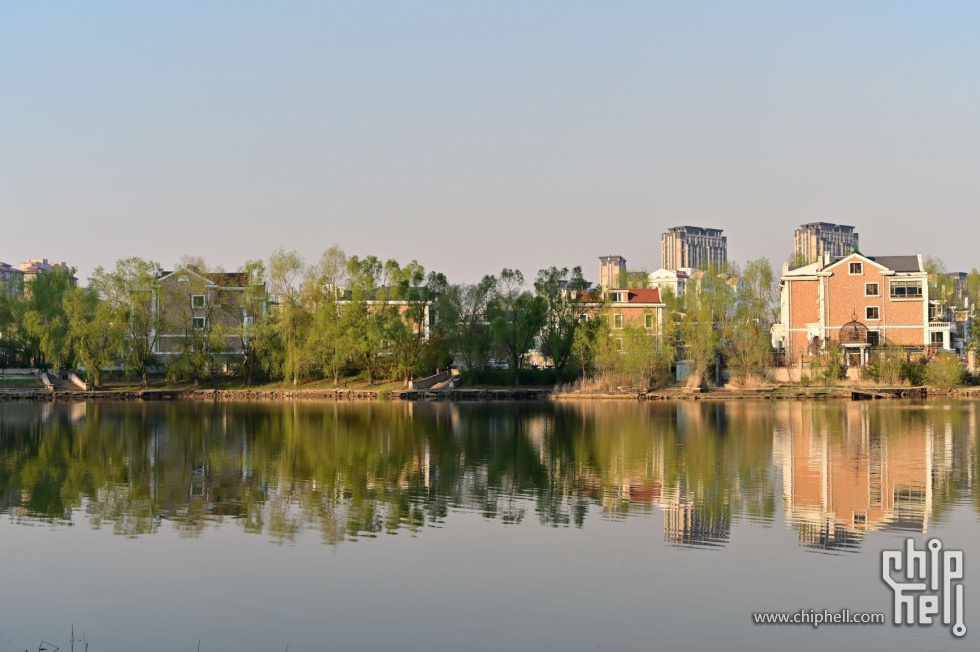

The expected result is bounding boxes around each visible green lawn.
[94,376,408,394]
[0,377,44,389]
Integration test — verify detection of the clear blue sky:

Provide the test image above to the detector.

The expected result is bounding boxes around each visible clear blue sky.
[3,1,979,284]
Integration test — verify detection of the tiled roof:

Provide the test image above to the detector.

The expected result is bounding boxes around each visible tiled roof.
[606,288,663,304]
[866,255,922,273]
[159,270,254,287]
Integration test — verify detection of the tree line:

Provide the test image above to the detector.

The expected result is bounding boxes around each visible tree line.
[2,248,976,389]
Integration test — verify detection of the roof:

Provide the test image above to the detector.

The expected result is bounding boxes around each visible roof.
[159,269,254,287]
[865,255,922,273]
[606,288,663,304]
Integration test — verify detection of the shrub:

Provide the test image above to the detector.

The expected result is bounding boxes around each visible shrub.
[460,368,559,387]
[901,356,928,386]
[924,352,965,391]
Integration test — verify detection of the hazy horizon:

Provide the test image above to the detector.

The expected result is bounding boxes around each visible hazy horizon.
[3,1,979,285]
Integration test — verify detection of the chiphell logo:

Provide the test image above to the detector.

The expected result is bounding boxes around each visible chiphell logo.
[882,538,966,637]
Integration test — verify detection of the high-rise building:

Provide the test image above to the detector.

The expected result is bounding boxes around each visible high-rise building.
[18,258,73,283]
[660,226,727,270]
[793,223,858,265]
[598,255,626,288]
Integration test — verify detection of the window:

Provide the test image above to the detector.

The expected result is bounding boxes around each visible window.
[645,313,654,329]
[613,337,623,352]
[192,317,206,330]
[849,262,863,275]
[613,314,623,329]
[191,295,205,309]
[866,306,880,320]
[890,279,923,298]
[865,283,879,297]
[930,331,944,346]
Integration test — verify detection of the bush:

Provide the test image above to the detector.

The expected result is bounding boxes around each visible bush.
[901,356,928,386]
[460,368,559,386]
[924,352,965,391]
[862,351,904,385]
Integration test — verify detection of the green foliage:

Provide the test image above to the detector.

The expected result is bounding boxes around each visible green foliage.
[810,343,844,385]
[65,287,125,388]
[860,350,905,385]
[459,368,558,386]
[674,264,737,388]
[924,352,965,390]
[488,269,547,386]
[902,356,928,386]
[438,275,497,374]
[534,265,591,374]
[724,258,775,383]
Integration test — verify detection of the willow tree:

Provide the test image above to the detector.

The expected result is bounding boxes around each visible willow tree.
[267,249,310,385]
[65,286,125,388]
[92,258,166,387]
[724,258,776,383]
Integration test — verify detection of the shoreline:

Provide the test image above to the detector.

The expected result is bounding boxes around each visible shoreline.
[2,385,977,402]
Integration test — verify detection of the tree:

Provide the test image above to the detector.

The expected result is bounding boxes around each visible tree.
[236,260,271,387]
[788,252,809,267]
[439,275,497,373]
[343,255,405,385]
[65,286,125,388]
[674,264,737,388]
[268,249,310,385]
[390,268,445,384]
[20,266,76,369]
[624,269,650,288]
[488,269,547,386]
[725,258,775,383]
[924,256,955,316]
[93,258,167,387]
[534,266,591,377]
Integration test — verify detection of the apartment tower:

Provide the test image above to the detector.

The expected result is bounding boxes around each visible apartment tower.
[793,223,858,265]
[598,255,626,289]
[660,226,727,270]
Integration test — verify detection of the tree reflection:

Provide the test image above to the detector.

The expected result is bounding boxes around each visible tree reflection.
[0,400,975,550]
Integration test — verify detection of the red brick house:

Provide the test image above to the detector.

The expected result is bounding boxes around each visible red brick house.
[770,252,950,367]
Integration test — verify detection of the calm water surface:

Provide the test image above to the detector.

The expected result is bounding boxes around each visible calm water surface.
[1,400,977,651]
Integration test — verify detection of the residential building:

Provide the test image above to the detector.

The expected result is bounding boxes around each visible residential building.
[598,255,626,289]
[596,287,666,337]
[770,252,951,367]
[0,262,24,296]
[793,223,859,264]
[152,266,267,358]
[647,267,694,299]
[18,258,74,283]
[660,226,727,270]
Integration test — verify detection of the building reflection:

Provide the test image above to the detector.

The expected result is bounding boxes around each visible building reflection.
[772,402,968,551]
[0,400,975,549]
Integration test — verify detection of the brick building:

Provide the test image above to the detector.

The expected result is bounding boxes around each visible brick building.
[770,252,951,367]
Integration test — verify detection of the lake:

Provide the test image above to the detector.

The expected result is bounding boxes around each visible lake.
[1,400,977,651]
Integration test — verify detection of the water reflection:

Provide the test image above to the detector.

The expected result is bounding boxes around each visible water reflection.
[0,400,976,550]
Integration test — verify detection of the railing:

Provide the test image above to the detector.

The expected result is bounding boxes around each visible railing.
[928,321,952,329]
[68,371,89,390]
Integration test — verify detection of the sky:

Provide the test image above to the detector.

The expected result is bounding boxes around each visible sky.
[2,1,980,286]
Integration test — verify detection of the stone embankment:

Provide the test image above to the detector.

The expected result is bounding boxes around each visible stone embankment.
[0,388,380,402]
[0,384,953,403]
[392,388,553,401]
